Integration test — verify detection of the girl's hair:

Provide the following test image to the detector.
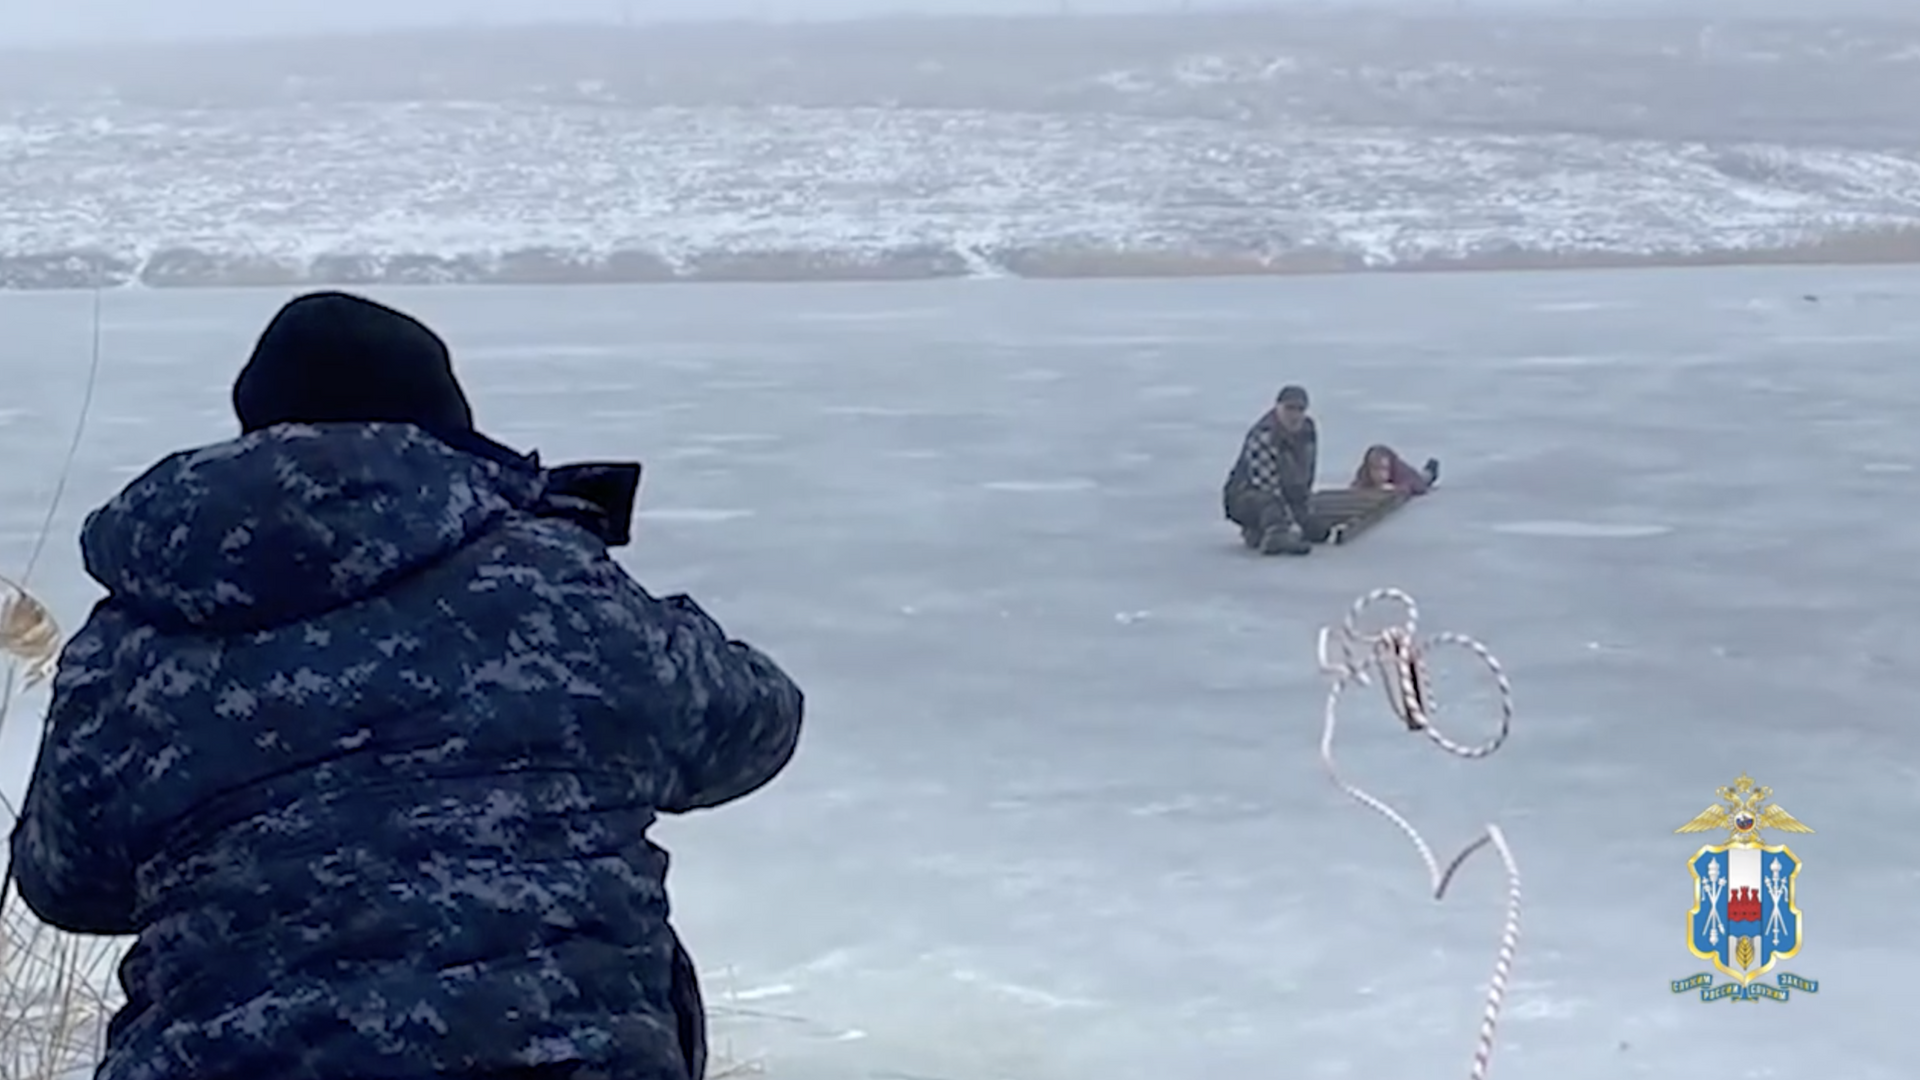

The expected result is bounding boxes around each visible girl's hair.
[1353,444,1399,488]
[1351,444,1435,495]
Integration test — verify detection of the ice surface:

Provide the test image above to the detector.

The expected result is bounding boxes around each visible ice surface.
[3,266,1920,1078]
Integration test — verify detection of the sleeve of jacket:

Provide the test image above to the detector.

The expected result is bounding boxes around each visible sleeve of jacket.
[7,610,140,936]
[599,574,804,814]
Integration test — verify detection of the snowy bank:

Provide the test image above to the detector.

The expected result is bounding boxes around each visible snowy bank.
[3,102,1920,290]
[5,10,1920,289]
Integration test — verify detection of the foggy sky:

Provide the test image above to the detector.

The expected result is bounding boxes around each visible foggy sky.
[5,0,1908,49]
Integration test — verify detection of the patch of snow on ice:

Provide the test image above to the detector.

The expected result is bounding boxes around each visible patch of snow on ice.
[793,309,946,323]
[459,344,622,361]
[980,479,1099,493]
[1492,520,1672,539]
[1773,333,1899,345]
[639,508,755,523]
[1532,300,1636,312]
[1503,354,1620,369]
[727,983,797,1002]
[700,379,785,392]
[819,405,928,417]
[685,433,781,444]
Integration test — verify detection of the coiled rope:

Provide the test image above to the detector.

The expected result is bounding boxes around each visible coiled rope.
[1314,588,1521,1080]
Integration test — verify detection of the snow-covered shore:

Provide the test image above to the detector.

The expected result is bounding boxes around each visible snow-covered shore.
[4,102,1919,290]
[4,12,1919,289]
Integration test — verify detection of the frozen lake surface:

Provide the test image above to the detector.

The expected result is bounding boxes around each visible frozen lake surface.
[3,267,1918,1079]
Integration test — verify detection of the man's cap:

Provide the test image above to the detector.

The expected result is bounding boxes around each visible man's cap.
[1276,385,1310,406]
[233,291,475,436]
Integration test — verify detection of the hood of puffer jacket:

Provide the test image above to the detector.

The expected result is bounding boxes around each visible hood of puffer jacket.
[80,422,543,634]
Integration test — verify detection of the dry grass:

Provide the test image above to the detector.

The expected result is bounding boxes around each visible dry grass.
[180,225,1920,288]
[996,246,1361,278]
[999,223,1920,279]
[0,576,60,689]
[10,225,1920,291]
[0,925,769,1080]
[704,971,771,1079]
[1381,222,1920,273]
[0,902,123,1080]
[678,246,970,284]
[1,578,126,1080]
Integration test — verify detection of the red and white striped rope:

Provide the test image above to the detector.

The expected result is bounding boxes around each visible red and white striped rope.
[1314,588,1521,1080]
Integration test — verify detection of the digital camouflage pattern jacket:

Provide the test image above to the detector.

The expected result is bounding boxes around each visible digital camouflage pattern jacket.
[9,422,803,1080]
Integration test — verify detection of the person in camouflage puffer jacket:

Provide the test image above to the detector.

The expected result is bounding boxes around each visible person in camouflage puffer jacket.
[9,291,803,1080]
[1222,384,1320,555]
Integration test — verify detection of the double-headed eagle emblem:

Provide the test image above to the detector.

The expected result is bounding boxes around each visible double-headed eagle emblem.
[1673,772,1813,845]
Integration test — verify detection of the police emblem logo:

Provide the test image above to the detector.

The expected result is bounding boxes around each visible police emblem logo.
[1671,773,1819,1002]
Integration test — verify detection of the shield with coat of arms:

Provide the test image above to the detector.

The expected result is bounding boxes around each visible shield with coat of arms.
[1687,842,1802,982]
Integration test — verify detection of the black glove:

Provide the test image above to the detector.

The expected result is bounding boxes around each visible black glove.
[1422,457,1440,485]
[539,461,643,546]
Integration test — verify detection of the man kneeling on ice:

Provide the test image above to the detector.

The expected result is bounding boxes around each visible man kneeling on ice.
[9,291,804,1080]
[1223,383,1321,554]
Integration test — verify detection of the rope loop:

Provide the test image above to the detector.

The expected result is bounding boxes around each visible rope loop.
[1315,589,1521,1080]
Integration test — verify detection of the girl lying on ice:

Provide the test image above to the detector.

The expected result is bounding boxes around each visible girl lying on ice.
[1351,443,1440,495]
